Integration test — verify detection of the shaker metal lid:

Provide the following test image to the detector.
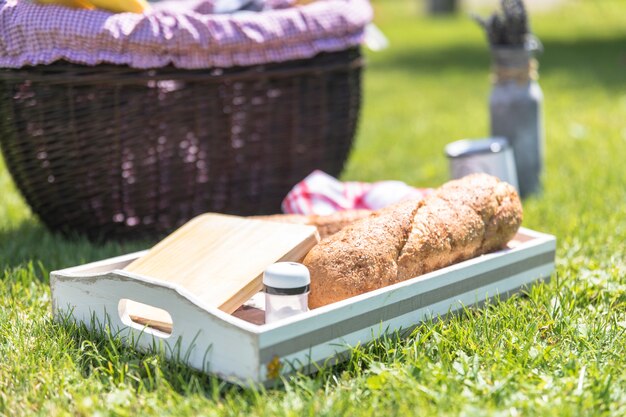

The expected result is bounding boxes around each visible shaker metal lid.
[445,137,510,158]
[263,262,310,294]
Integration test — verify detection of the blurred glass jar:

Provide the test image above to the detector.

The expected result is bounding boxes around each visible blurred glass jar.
[489,46,544,198]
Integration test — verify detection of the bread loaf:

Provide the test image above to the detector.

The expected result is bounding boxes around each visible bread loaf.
[304,174,523,308]
[253,209,372,240]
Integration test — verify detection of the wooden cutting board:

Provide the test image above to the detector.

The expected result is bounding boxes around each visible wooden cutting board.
[124,213,319,314]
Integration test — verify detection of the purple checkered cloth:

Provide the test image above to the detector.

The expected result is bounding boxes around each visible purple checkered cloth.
[0,0,371,69]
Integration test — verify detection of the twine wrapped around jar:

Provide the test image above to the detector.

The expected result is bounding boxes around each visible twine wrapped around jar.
[491,58,539,84]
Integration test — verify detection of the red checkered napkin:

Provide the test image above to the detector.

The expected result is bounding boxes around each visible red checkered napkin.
[282,170,433,215]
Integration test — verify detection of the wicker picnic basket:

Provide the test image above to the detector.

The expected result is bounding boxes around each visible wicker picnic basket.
[0,0,370,240]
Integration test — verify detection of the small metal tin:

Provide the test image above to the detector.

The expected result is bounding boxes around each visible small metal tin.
[445,137,519,193]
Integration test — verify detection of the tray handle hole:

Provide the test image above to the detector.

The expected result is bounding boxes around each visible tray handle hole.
[118,299,173,338]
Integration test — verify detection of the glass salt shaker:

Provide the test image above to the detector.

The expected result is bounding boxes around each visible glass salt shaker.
[263,262,310,324]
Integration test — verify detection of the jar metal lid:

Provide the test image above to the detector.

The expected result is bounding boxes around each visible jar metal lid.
[445,137,510,159]
[263,262,310,294]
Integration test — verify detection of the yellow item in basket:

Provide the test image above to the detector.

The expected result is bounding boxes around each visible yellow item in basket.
[88,0,149,13]
[34,0,150,13]
[34,0,95,9]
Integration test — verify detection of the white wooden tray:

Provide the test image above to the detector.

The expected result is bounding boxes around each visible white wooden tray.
[50,227,556,386]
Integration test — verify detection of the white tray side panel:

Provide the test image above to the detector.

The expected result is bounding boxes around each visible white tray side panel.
[266,263,553,381]
[259,237,555,353]
[51,272,262,383]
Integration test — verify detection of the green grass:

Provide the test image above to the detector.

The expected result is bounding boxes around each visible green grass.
[2,1,626,415]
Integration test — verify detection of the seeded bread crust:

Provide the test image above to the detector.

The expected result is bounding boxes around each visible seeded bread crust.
[304,174,523,308]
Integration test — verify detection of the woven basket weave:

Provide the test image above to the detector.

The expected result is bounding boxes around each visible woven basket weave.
[0,48,362,240]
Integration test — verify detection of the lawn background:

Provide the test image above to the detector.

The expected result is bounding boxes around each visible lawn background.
[2,0,626,415]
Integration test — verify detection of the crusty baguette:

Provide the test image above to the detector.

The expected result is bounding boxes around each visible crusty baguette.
[304,174,523,308]
[252,209,372,240]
